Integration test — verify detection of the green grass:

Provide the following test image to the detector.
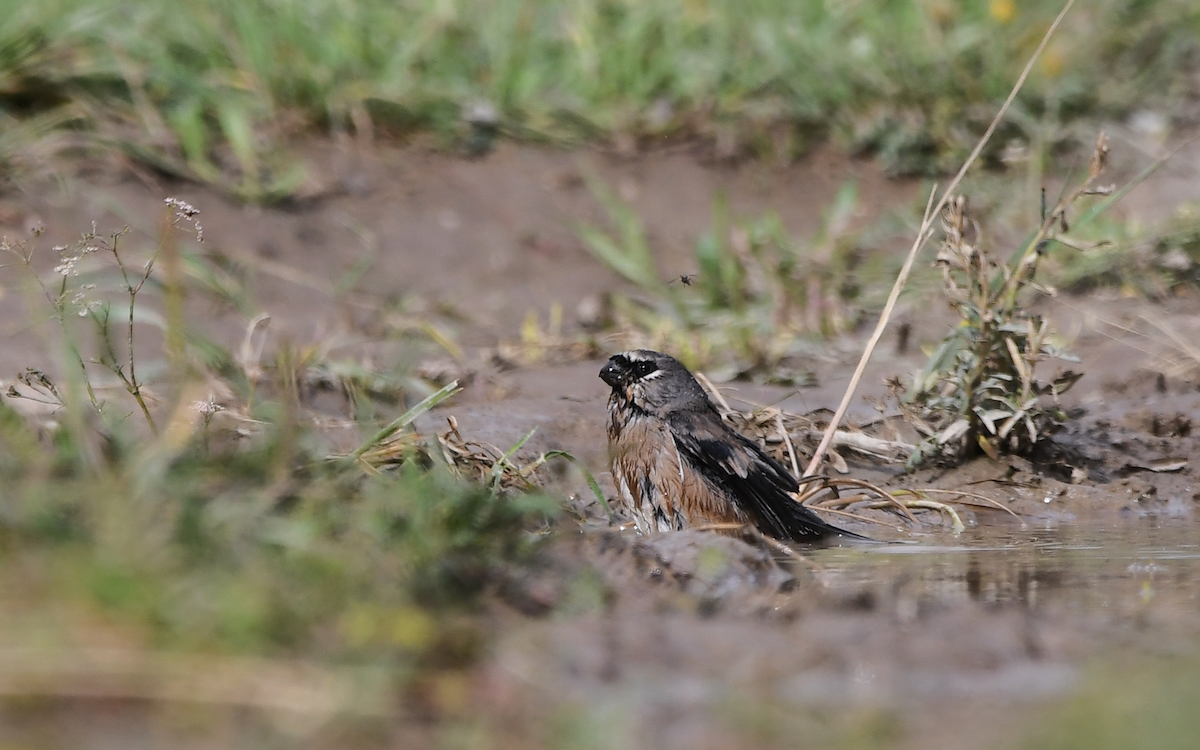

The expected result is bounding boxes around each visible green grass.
[0,203,565,741]
[0,0,1197,197]
[0,389,559,736]
[575,174,903,378]
[0,375,560,733]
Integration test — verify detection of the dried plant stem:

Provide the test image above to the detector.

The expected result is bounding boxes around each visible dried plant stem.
[729,523,825,574]
[895,487,1023,522]
[803,0,1078,477]
[808,477,918,524]
[761,537,823,574]
[870,498,966,533]
[812,506,899,529]
[776,412,801,479]
[997,133,1110,313]
[695,371,732,413]
[110,230,160,433]
[830,430,914,460]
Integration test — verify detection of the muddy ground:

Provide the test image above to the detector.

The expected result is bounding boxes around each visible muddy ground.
[2,133,1200,748]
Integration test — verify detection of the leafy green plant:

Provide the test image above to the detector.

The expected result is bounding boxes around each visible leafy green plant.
[900,134,1118,466]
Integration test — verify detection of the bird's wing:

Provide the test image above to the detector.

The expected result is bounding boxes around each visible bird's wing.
[667,408,855,541]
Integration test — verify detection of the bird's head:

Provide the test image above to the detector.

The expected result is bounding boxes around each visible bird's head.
[599,350,710,417]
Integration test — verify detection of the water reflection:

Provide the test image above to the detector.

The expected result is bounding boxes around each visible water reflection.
[810,518,1200,616]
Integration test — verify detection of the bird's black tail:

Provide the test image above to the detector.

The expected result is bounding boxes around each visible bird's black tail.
[773,492,877,544]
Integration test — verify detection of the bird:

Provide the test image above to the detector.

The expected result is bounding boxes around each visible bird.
[599,349,865,543]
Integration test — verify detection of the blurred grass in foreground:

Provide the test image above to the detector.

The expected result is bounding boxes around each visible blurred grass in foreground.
[0,407,559,736]
[1013,653,1200,750]
[0,0,1197,197]
[0,203,561,741]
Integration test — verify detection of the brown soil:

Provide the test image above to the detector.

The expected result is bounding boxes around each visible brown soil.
[2,133,1200,749]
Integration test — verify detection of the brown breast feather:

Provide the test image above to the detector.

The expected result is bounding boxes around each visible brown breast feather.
[610,416,669,523]
[610,412,747,530]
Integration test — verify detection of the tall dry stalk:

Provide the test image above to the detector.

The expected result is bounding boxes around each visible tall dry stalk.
[803,0,1079,478]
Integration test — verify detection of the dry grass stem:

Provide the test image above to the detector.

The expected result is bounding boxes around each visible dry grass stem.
[830,431,914,461]
[732,524,826,574]
[896,488,1024,523]
[865,499,966,534]
[811,506,902,529]
[806,477,919,525]
[804,0,1079,477]
[683,522,823,573]
[696,371,733,413]
[776,412,801,479]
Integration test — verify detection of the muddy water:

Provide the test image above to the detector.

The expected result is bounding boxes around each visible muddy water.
[817,519,1200,616]
[453,346,1200,747]
[761,519,1200,711]
[471,520,1200,750]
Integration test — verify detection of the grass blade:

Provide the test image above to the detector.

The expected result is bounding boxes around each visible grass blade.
[489,428,536,492]
[541,450,613,523]
[344,380,460,465]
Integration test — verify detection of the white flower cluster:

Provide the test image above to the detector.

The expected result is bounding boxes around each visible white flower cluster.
[70,284,100,317]
[191,397,225,417]
[52,240,100,277]
[164,197,204,242]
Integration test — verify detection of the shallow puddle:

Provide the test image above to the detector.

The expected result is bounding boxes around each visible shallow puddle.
[813,518,1200,620]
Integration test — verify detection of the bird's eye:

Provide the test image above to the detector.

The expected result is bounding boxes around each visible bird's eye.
[632,360,657,378]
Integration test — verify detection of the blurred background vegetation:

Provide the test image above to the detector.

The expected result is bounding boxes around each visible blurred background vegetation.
[2,0,1200,747]
[0,0,1197,198]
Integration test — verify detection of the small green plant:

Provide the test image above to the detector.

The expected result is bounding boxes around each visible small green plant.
[900,134,1116,466]
[577,177,873,379]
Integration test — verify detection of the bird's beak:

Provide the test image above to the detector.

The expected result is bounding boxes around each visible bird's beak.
[599,361,625,388]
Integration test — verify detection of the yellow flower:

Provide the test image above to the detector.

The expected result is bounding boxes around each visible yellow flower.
[990,0,1016,24]
[1040,45,1065,78]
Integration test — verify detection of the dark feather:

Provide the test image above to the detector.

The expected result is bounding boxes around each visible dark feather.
[668,408,866,542]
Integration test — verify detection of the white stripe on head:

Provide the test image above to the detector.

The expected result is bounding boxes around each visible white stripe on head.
[621,350,657,361]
